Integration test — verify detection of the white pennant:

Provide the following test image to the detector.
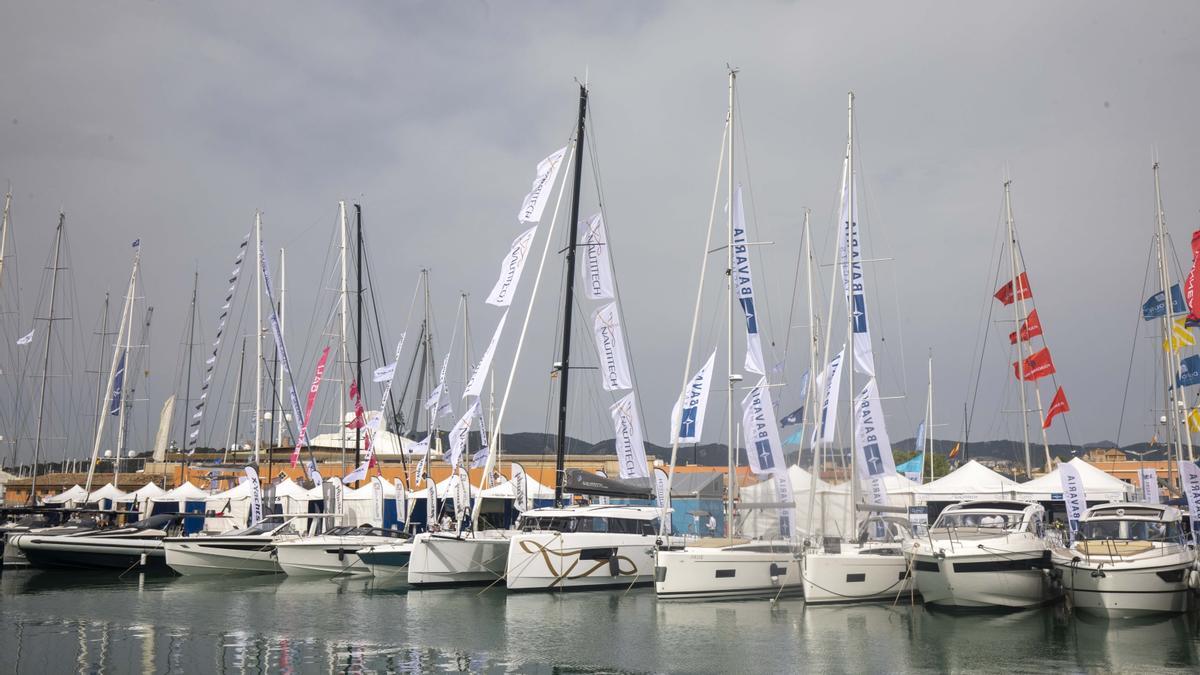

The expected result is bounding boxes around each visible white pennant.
[610,392,650,479]
[853,378,897,505]
[15,329,34,345]
[372,361,396,383]
[741,377,787,477]
[580,213,615,300]
[447,400,480,470]
[486,225,537,307]
[732,185,766,376]
[464,310,507,399]
[592,301,633,391]
[517,146,568,223]
[812,347,846,446]
[836,150,876,377]
[670,350,716,444]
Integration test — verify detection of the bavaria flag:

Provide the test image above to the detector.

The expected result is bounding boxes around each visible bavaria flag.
[1180,355,1200,388]
[780,406,804,427]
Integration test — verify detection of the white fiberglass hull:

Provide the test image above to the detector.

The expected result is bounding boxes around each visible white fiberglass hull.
[164,536,285,575]
[275,535,398,577]
[655,544,804,600]
[1053,549,1196,618]
[505,531,656,592]
[405,530,512,587]
[356,542,414,582]
[912,545,1057,609]
[802,545,914,605]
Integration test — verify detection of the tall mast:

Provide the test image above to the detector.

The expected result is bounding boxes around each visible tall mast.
[354,204,364,476]
[276,249,287,446]
[338,201,349,475]
[0,191,9,290]
[28,215,64,503]
[92,293,110,463]
[844,92,858,539]
[253,212,263,465]
[181,272,198,449]
[803,210,824,536]
[1153,162,1191,465]
[725,70,737,542]
[85,240,140,496]
[553,83,588,506]
[1004,181,1033,477]
[926,352,934,482]
[113,279,141,473]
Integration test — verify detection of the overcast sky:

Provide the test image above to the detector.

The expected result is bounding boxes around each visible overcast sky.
[2,1,1199,463]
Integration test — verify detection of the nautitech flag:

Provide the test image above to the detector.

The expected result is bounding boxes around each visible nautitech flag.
[732,185,767,376]
[15,329,33,345]
[580,213,615,300]
[486,225,537,307]
[611,392,650,479]
[464,310,507,399]
[1043,386,1069,429]
[836,152,876,377]
[518,147,568,223]
[592,302,633,391]
[670,350,716,444]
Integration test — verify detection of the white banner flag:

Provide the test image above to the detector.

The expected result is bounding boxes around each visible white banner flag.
[592,302,633,391]
[244,466,263,526]
[453,467,470,528]
[518,146,568,223]
[486,225,537,307]
[373,362,397,383]
[424,352,452,416]
[447,399,480,470]
[813,347,846,445]
[15,329,34,345]
[511,462,530,512]
[371,476,386,524]
[1139,467,1160,504]
[464,311,507,399]
[654,466,671,524]
[742,377,788,477]
[394,478,409,526]
[1178,461,1200,540]
[774,469,795,539]
[854,378,897,506]
[836,151,876,377]
[425,476,437,531]
[580,213,615,300]
[342,462,368,485]
[670,350,717,444]
[731,185,766,375]
[610,392,650,479]
[1060,462,1087,544]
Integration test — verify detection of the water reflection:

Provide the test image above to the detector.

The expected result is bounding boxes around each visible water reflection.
[2,568,1200,673]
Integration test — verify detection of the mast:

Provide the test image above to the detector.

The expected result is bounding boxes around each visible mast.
[181,272,198,449]
[85,239,140,496]
[725,70,738,542]
[224,337,247,462]
[926,352,934,482]
[354,204,364,476]
[117,304,153,484]
[553,83,588,507]
[253,212,263,465]
[0,191,9,290]
[28,215,64,503]
[338,201,349,475]
[113,290,140,470]
[277,249,287,446]
[844,92,859,540]
[803,210,825,537]
[92,293,110,463]
[1153,162,1191,466]
[1004,181,1033,477]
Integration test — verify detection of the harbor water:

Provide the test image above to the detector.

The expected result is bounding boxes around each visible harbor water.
[2,570,1200,673]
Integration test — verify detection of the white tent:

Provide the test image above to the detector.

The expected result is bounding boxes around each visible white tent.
[410,474,481,500]
[43,484,88,505]
[309,426,432,457]
[740,465,848,539]
[480,474,556,501]
[87,483,128,504]
[1012,457,1135,502]
[912,460,1020,503]
[114,482,166,518]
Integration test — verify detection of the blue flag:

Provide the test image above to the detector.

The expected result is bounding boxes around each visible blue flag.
[780,406,805,427]
[1180,355,1200,388]
[915,421,926,452]
[1143,284,1187,321]
[109,350,126,416]
[783,429,805,446]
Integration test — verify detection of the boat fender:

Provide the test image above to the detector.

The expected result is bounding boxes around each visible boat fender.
[1188,569,1200,590]
[608,554,620,577]
[139,553,147,567]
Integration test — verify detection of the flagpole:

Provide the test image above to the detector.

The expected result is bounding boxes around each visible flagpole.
[926,351,933,481]
[803,210,824,537]
[277,249,287,447]
[725,69,737,543]
[844,91,859,540]
[113,260,138,486]
[29,215,65,503]
[1153,162,1193,466]
[254,212,263,466]
[339,201,349,476]
[1004,180,1033,478]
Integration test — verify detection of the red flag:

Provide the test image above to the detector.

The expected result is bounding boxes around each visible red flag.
[346,381,366,430]
[291,346,331,468]
[994,272,1033,306]
[1013,347,1056,381]
[1042,386,1069,429]
[1184,230,1200,322]
[1008,309,1045,344]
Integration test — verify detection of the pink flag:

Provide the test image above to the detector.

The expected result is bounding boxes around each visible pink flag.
[291,346,331,468]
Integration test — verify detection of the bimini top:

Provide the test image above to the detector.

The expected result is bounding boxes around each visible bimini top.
[1081,502,1180,523]
[940,500,1041,515]
[518,503,661,521]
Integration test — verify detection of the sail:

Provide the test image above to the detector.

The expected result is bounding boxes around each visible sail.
[853,378,897,505]
[731,185,766,375]
[836,150,876,377]
[152,395,176,462]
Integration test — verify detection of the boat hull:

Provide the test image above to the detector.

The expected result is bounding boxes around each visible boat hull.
[802,547,914,605]
[505,531,656,592]
[655,545,804,600]
[275,536,397,576]
[1053,555,1194,618]
[913,549,1057,609]
[13,534,168,571]
[356,543,414,582]
[164,538,282,575]
[405,531,511,587]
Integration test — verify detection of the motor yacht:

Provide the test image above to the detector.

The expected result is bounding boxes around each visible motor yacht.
[163,514,309,575]
[275,524,410,577]
[11,513,189,571]
[1051,503,1198,617]
[910,500,1059,609]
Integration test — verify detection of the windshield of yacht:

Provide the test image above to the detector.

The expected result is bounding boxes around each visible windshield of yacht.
[1077,519,1181,542]
[933,512,1026,532]
[225,519,297,536]
[517,515,659,535]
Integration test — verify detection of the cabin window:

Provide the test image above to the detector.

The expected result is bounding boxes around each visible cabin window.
[846,573,866,583]
[715,569,736,578]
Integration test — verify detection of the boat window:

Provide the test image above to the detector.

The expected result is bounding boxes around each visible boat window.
[933,513,1021,532]
[1078,519,1181,542]
[226,520,283,536]
[574,517,609,533]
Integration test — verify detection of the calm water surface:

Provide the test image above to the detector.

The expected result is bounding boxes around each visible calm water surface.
[2,569,1200,673]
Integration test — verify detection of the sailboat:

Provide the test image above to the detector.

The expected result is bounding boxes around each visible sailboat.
[655,70,805,601]
[911,180,1064,610]
[502,83,664,592]
[800,93,916,605]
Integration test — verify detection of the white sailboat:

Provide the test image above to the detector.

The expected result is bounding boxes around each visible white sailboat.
[655,70,805,601]
[801,93,915,605]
